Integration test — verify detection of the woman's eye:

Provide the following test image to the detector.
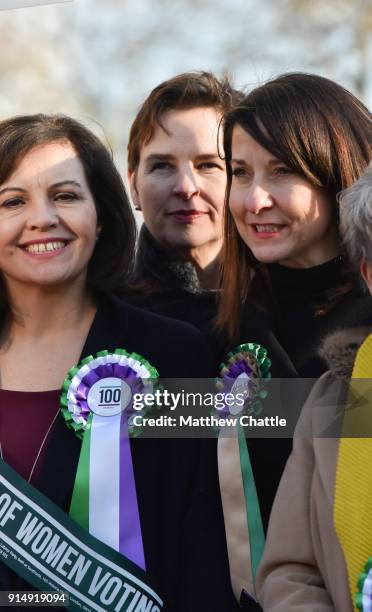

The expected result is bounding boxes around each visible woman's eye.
[54,192,79,202]
[273,166,293,176]
[231,167,248,177]
[1,197,25,208]
[150,162,173,172]
[198,162,222,170]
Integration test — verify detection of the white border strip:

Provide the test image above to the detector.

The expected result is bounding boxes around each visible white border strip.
[0,531,105,612]
[0,473,163,605]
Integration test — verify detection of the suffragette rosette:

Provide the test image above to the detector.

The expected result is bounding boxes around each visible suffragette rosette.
[217,342,271,601]
[60,348,159,571]
[60,348,159,438]
[216,342,271,419]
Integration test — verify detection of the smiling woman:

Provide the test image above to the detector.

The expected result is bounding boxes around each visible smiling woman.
[219,72,372,375]
[0,142,99,291]
[0,114,239,611]
[216,73,372,607]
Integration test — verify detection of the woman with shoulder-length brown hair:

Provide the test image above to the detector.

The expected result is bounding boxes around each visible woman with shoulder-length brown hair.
[0,114,239,611]
[216,73,372,608]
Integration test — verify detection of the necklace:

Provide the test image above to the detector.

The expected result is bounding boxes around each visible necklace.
[0,408,60,483]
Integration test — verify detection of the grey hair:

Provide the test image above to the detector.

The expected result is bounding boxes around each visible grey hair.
[339,165,372,268]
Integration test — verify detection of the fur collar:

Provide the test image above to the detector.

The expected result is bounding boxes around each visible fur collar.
[134,225,209,294]
[320,327,371,380]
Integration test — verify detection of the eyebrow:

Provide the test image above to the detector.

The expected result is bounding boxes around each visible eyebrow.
[231,158,247,165]
[144,153,175,164]
[230,157,282,166]
[195,154,222,161]
[0,180,83,196]
[144,153,221,163]
[50,180,83,189]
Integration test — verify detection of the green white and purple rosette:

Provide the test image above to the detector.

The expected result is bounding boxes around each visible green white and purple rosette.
[216,342,271,419]
[60,348,159,438]
[356,558,372,611]
[216,343,271,587]
[60,349,159,571]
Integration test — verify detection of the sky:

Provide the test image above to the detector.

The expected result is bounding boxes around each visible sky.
[0,0,370,165]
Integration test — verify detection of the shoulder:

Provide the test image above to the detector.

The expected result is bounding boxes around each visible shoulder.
[120,298,217,377]
[320,326,372,380]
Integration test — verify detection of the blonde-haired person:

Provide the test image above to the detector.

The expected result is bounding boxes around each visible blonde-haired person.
[257,164,372,611]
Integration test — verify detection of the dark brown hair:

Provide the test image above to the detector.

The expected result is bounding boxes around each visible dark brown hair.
[217,73,372,341]
[0,114,137,321]
[127,70,240,174]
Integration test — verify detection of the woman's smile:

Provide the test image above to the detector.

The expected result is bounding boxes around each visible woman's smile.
[0,141,98,290]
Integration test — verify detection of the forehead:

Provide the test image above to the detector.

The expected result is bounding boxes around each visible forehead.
[231,125,275,162]
[141,106,222,157]
[3,141,86,185]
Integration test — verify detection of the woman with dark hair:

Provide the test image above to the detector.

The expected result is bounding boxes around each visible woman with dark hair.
[216,74,372,607]
[0,114,238,611]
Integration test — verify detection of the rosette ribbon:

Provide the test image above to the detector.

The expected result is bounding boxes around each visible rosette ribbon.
[356,559,372,611]
[216,343,271,602]
[60,349,159,570]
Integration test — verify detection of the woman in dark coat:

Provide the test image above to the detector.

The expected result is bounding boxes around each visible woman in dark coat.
[0,114,239,611]
[216,73,372,608]
[126,71,241,356]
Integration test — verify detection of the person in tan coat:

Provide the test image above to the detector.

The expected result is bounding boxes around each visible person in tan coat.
[257,167,372,611]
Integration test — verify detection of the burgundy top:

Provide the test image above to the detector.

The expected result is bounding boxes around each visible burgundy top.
[0,389,60,484]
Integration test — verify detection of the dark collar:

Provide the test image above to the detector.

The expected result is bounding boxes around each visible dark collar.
[134,225,204,295]
[81,292,126,357]
[37,292,127,509]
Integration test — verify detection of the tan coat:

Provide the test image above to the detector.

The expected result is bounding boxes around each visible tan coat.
[257,328,370,612]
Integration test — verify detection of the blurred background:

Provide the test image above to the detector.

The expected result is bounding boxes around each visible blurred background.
[0,0,371,172]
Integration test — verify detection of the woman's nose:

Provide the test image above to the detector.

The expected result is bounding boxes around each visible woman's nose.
[26,199,59,230]
[244,183,274,215]
[173,169,200,200]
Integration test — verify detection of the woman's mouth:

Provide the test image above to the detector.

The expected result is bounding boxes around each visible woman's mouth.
[20,239,70,255]
[169,210,207,223]
[253,224,285,237]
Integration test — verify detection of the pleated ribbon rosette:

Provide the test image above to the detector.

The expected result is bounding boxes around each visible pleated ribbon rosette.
[216,343,271,601]
[60,349,159,570]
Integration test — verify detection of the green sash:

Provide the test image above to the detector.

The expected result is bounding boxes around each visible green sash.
[0,460,163,612]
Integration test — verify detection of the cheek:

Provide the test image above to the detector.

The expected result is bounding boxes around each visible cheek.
[229,194,244,222]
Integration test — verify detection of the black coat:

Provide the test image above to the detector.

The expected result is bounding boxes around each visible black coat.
[237,260,372,531]
[126,226,222,355]
[0,295,239,612]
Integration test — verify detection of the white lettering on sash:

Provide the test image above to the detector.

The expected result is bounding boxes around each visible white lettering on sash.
[114,584,137,611]
[67,554,92,586]
[40,534,68,567]
[100,576,122,605]
[30,526,53,554]
[55,545,79,576]
[88,566,111,596]
[0,493,11,520]
[16,512,44,544]
[0,495,23,527]
[126,591,141,612]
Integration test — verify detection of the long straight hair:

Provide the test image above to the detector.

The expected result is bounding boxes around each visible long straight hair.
[217,73,372,342]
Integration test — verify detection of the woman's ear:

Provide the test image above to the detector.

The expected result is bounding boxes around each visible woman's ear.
[360,260,372,295]
[128,170,141,211]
